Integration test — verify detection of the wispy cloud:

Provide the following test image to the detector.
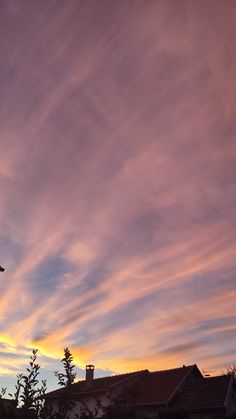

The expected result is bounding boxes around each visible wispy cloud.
[0,0,236,392]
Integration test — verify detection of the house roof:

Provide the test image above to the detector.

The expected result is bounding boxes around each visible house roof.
[45,365,197,405]
[133,365,197,405]
[45,370,148,399]
[174,374,232,412]
[0,398,16,407]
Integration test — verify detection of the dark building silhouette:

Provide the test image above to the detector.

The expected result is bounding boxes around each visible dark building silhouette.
[45,364,236,418]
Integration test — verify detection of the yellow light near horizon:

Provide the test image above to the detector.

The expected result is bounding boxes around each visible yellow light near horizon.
[0,334,16,350]
[31,334,93,368]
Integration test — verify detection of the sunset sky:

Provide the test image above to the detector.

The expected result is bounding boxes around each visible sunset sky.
[0,0,236,392]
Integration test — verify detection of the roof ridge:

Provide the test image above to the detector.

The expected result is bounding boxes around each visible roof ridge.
[205,374,231,381]
[149,365,194,374]
[75,366,194,383]
[76,370,147,383]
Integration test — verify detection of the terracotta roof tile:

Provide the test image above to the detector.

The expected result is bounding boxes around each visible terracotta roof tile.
[45,365,195,405]
[45,370,147,399]
[133,365,195,405]
[174,375,232,411]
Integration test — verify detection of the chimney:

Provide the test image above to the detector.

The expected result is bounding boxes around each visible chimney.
[85,364,94,385]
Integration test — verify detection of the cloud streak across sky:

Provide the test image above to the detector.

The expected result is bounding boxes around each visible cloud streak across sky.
[0,0,236,390]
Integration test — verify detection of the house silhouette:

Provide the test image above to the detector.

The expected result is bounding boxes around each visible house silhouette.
[45,364,236,418]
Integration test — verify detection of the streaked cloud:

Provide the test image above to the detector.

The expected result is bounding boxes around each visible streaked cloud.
[0,0,236,392]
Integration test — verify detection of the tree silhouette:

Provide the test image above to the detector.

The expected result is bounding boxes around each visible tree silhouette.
[53,348,77,418]
[224,365,236,377]
[54,347,76,387]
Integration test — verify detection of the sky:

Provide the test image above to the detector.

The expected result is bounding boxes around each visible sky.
[0,0,236,393]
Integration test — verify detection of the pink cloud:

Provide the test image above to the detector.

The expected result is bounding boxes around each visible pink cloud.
[0,0,236,392]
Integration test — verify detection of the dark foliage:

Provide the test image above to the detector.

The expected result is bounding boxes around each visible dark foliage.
[52,347,77,418]
[54,347,76,387]
[0,349,46,419]
[225,365,236,377]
